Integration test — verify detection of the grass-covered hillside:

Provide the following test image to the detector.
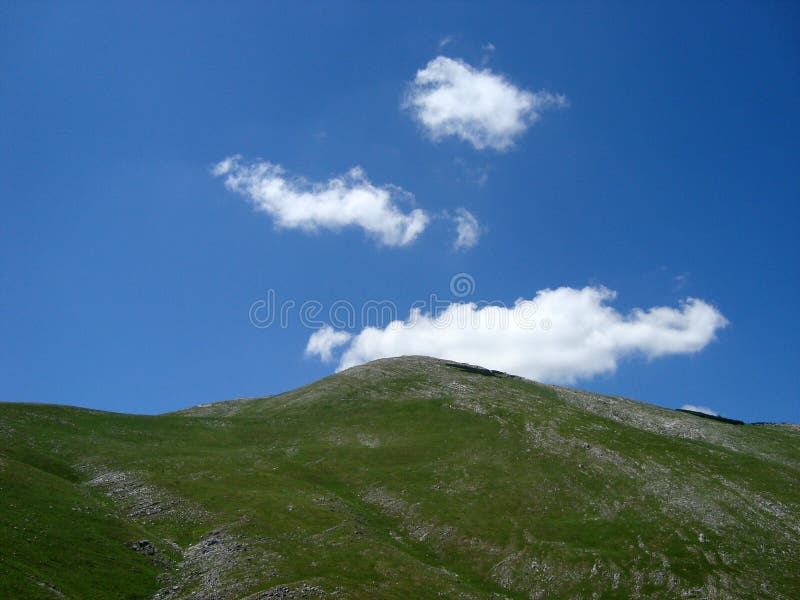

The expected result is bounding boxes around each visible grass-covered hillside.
[1,356,798,599]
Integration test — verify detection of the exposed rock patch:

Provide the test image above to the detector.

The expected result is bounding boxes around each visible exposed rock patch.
[153,527,283,600]
[130,539,158,556]
[83,469,209,524]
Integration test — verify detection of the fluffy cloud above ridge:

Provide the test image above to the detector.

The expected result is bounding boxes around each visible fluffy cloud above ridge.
[305,326,352,363]
[213,156,429,247]
[405,56,567,150]
[306,286,728,384]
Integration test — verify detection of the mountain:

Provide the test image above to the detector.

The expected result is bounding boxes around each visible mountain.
[1,356,798,599]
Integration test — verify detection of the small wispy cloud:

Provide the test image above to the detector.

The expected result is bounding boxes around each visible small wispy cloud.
[680,404,719,416]
[480,42,495,65]
[404,56,567,151]
[673,273,689,291]
[452,208,481,250]
[453,157,489,185]
[438,35,455,49]
[213,156,429,247]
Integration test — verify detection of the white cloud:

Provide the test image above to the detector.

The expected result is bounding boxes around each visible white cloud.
[452,208,481,250]
[309,286,728,384]
[306,326,352,363]
[213,156,429,247]
[405,56,567,151]
[680,404,719,416]
[481,43,496,65]
[438,35,455,49]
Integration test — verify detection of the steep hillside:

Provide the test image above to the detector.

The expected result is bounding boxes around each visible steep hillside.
[1,356,798,598]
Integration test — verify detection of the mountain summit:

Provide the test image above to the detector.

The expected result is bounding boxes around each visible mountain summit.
[1,356,798,598]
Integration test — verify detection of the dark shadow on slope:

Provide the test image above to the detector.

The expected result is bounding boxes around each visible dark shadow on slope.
[445,363,508,378]
[675,409,745,425]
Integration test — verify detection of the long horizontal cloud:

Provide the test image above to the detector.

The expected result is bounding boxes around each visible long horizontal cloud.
[306,286,728,384]
[405,56,566,151]
[213,156,429,247]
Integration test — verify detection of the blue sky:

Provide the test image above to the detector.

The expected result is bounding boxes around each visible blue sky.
[1,2,798,422]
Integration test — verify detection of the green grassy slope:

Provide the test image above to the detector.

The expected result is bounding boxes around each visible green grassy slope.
[1,356,798,598]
